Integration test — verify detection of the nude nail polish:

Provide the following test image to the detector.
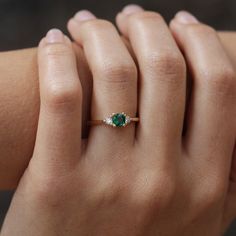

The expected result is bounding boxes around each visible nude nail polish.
[46,29,64,43]
[122,4,144,15]
[74,10,96,22]
[175,11,199,24]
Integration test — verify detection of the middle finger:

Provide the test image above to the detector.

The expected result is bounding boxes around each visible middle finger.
[117,6,186,153]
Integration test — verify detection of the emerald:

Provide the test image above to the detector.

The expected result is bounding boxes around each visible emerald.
[112,113,126,127]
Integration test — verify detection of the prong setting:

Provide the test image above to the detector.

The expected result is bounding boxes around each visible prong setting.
[103,112,131,127]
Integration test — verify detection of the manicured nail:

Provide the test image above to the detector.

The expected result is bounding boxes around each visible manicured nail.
[122,4,144,15]
[74,10,96,22]
[46,29,64,43]
[175,11,199,24]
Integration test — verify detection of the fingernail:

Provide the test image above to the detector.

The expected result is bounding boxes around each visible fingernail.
[46,29,64,43]
[175,11,199,24]
[74,10,96,22]
[122,4,144,15]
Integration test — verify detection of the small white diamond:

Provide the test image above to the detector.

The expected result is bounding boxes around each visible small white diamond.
[126,116,131,124]
[104,117,113,125]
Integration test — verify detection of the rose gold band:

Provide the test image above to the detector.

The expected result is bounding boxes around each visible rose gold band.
[88,118,139,126]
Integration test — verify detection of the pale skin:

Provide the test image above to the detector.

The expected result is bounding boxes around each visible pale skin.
[0,15,236,190]
[1,26,236,191]
[0,4,236,235]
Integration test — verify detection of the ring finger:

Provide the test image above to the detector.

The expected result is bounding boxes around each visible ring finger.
[68,11,138,150]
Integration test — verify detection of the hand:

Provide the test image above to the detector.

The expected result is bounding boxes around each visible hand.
[2,6,236,236]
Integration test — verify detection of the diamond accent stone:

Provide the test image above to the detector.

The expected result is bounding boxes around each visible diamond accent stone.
[104,117,113,125]
[125,116,131,124]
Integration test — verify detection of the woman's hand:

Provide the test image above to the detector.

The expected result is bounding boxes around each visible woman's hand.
[1,6,236,236]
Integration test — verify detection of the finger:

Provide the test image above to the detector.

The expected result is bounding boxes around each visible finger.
[116,6,186,151]
[231,144,236,182]
[33,29,83,172]
[170,12,236,175]
[223,145,236,231]
[68,11,137,149]
[121,36,138,67]
[72,43,92,139]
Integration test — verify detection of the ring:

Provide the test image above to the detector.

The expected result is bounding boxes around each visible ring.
[88,112,139,127]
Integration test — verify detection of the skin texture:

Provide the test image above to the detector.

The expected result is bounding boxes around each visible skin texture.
[1,5,236,235]
[0,48,39,189]
[0,45,92,189]
[0,32,236,190]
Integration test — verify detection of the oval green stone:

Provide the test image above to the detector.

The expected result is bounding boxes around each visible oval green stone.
[112,113,126,127]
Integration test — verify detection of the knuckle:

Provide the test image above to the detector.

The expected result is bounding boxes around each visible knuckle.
[196,178,225,210]
[156,174,176,207]
[97,61,137,85]
[102,62,137,80]
[200,65,235,96]
[131,170,176,210]
[26,172,74,208]
[204,187,223,206]
[146,51,184,71]
[144,51,186,83]
[44,82,82,112]
[90,174,121,204]
[36,179,65,202]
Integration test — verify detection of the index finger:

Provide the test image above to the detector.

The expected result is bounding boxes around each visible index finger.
[32,29,83,173]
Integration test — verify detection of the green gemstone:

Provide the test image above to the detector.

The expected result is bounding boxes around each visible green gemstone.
[112,113,126,127]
